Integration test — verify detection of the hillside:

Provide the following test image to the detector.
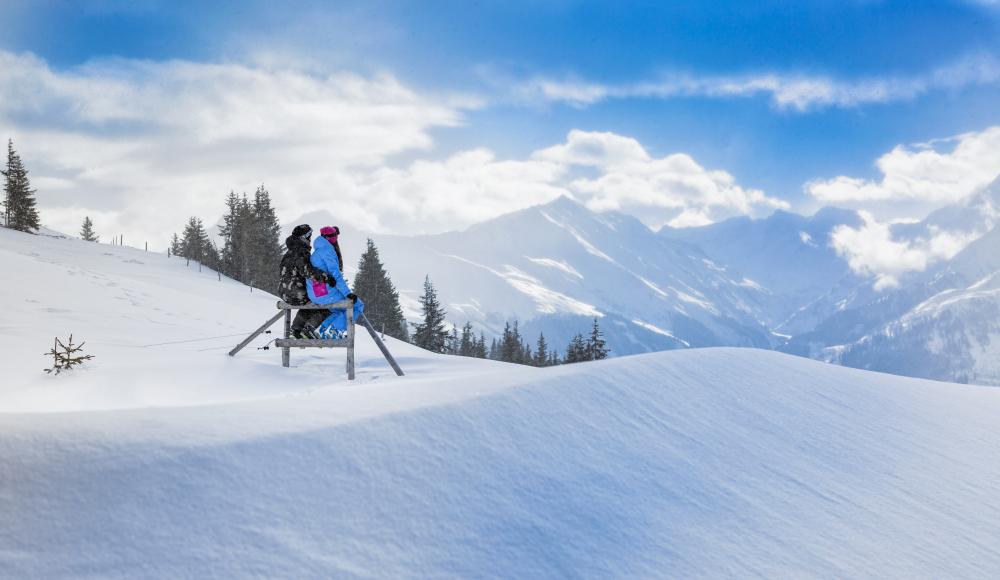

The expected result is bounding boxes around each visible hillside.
[3,227,1000,577]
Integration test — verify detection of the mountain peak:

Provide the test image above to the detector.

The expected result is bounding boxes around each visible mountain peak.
[540,194,588,212]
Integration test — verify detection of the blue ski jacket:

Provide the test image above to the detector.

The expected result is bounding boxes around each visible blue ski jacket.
[307,235,364,332]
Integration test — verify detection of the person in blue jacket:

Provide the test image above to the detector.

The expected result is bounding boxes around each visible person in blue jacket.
[306,226,364,337]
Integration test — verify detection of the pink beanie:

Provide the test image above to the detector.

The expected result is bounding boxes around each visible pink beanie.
[320,226,339,238]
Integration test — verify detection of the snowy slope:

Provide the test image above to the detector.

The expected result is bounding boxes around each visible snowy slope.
[291,197,776,357]
[3,227,1000,577]
[0,226,465,412]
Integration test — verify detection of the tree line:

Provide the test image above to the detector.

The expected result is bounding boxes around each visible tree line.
[411,273,609,366]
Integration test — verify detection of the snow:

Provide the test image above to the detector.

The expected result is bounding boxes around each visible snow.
[525,256,584,280]
[631,319,691,346]
[4,227,1000,577]
[539,209,616,263]
[671,286,719,314]
[440,253,601,317]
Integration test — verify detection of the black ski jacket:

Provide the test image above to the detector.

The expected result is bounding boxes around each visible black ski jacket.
[279,235,334,305]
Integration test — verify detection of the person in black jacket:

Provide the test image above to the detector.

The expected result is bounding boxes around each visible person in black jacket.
[279,224,336,338]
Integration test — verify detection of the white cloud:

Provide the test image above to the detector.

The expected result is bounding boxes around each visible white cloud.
[807,126,1000,211]
[830,212,980,289]
[0,51,783,245]
[0,50,466,244]
[504,54,1000,112]
[359,149,569,233]
[534,130,788,228]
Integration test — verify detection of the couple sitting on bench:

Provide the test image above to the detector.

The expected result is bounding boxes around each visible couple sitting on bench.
[278,224,364,339]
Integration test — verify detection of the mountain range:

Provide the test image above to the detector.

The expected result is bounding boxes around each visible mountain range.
[288,176,1000,385]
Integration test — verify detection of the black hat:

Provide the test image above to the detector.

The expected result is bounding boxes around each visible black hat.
[292,224,312,238]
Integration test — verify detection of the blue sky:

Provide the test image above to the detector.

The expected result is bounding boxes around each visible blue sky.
[2,0,1000,242]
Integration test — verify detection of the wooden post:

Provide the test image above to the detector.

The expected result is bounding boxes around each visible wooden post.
[360,313,404,376]
[228,311,285,356]
[346,302,355,380]
[282,309,292,367]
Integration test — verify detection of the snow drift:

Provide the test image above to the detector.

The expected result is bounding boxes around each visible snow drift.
[2,227,1000,578]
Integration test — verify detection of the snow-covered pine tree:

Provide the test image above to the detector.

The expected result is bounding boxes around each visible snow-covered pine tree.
[249,185,283,293]
[353,238,409,341]
[80,216,99,242]
[2,139,40,232]
[533,332,549,367]
[412,275,448,353]
[585,318,609,360]
[489,337,499,360]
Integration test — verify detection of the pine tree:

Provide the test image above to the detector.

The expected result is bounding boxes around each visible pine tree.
[564,333,587,364]
[169,232,182,257]
[533,333,549,367]
[79,216,99,242]
[489,337,499,360]
[2,139,40,232]
[458,323,475,357]
[353,238,408,341]
[219,191,252,281]
[475,332,488,358]
[585,318,609,360]
[248,185,283,293]
[179,217,219,268]
[412,275,448,353]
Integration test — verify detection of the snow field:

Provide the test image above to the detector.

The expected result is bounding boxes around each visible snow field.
[2,227,1000,578]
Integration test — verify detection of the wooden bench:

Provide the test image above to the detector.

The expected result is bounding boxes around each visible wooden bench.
[229,300,404,380]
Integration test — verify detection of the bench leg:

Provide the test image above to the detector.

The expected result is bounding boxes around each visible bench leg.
[282,309,291,368]
[346,306,355,380]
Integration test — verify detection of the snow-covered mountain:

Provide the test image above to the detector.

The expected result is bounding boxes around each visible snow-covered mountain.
[660,207,864,331]
[293,197,778,356]
[779,179,1000,378]
[281,178,1000,384]
[828,226,1000,384]
[4,226,1000,578]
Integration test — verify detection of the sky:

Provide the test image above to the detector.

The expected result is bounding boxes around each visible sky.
[2,0,1000,262]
